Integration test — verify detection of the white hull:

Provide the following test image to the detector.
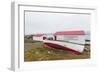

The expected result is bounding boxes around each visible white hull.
[43,40,85,54]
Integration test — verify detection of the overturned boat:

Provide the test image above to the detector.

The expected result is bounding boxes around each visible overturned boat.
[43,40,85,55]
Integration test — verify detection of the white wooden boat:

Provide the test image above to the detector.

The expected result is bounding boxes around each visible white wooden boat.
[43,40,85,54]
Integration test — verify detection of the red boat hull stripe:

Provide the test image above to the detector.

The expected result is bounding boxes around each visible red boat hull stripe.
[44,42,81,55]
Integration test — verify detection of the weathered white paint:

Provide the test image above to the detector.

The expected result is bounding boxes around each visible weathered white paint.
[45,34,55,40]
[32,34,54,41]
[56,35,86,44]
[43,40,84,53]
[32,36,43,41]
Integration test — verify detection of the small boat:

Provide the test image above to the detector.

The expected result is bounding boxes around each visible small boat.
[43,40,85,55]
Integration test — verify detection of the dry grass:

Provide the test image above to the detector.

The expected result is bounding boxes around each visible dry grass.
[24,42,90,62]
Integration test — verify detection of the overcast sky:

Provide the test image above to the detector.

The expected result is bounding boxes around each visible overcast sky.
[25,11,90,35]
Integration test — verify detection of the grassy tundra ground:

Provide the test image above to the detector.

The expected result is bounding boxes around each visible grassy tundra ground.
[24,42,90,62]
